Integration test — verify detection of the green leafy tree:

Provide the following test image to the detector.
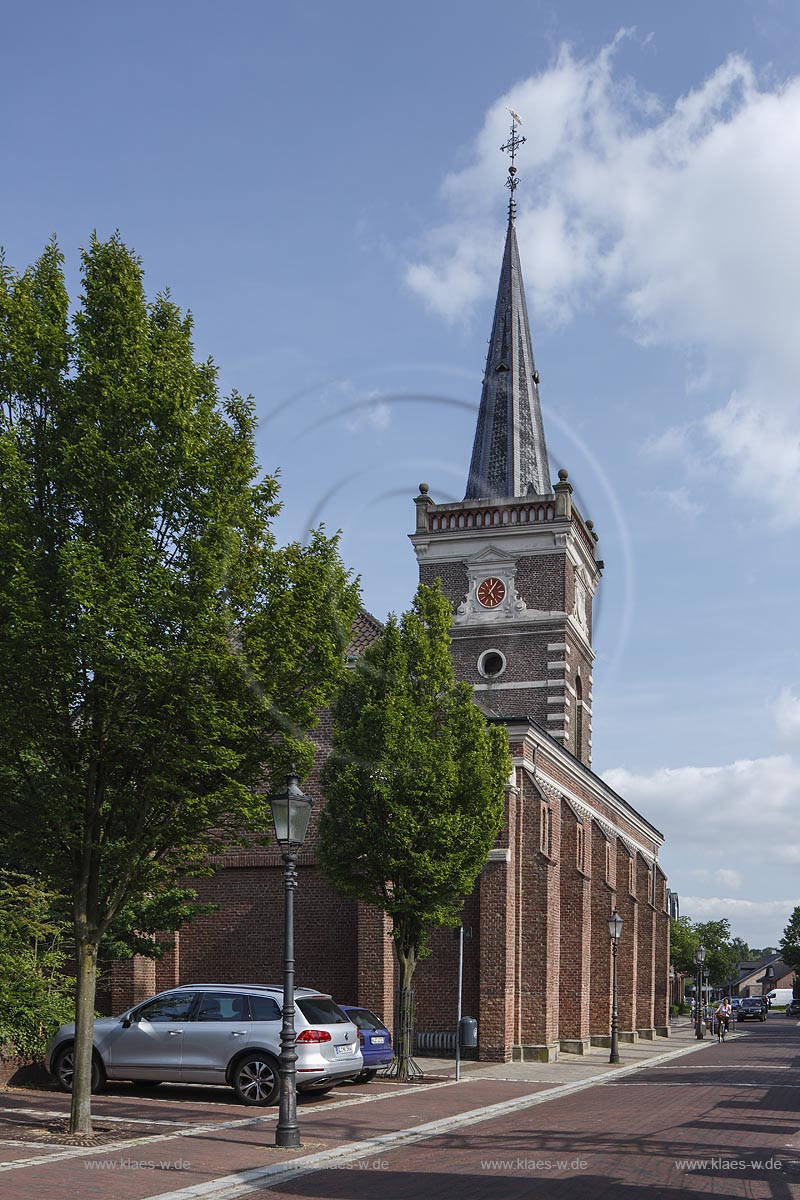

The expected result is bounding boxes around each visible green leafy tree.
[318,581,511,1079]
[672,918,751,999]
[694,920,739,986]
[0,872,74,1058]
[779,906,800,974]
[670,916,699,975]
[728,937,750,966]
[0,236,360,1135]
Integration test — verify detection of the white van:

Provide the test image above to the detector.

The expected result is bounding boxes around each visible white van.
[767,988,794,1007]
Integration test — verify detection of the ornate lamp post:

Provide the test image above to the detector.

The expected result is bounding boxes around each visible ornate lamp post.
[269,769,314,1149]
[693,945,707,1039]
[609,909,623,1064]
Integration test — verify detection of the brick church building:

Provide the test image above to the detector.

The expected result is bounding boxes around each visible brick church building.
[113,135,670,1062]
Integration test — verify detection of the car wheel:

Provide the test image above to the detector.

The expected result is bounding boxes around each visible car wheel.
[52,1045,106,1094]
[231,1053,280,1106]
[355,1069,378,1084]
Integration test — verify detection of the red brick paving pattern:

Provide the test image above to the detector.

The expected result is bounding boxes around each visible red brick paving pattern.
[257,1025,800,1200]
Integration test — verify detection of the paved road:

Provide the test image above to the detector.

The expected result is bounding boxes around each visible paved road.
[237,1020,800,1200]
[1,1018,799,1199]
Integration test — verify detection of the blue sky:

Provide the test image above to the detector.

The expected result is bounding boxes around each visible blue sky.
[4,1,800,948]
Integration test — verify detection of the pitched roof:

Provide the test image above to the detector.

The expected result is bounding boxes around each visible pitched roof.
[346,608,384,656]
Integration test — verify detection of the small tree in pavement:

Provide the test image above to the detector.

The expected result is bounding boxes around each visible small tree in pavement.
[318,581,510,1079]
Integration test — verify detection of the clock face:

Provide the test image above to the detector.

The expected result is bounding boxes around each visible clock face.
[476,577,506,608]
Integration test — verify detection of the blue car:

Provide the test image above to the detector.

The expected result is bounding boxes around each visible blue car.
[339,1005,393,1082]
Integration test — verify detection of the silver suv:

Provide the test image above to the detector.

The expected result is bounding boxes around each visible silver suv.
[45,984,362,1105]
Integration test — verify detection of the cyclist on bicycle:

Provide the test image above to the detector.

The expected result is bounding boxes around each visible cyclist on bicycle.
[716,997,732,1041]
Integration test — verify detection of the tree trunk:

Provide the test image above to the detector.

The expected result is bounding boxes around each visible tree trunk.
[393,943,417,1081]
[69,937,98,1136]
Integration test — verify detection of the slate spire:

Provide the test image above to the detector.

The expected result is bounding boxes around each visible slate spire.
[465,115,552,500]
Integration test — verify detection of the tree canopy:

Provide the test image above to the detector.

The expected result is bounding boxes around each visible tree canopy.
[779,906,800,972]
[318,580,511,1076]
[0,234,360,1132]
[671,916,751,986]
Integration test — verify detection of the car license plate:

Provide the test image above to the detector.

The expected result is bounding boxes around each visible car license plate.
[335,1044,354,1055]
[371,1035,385,1044]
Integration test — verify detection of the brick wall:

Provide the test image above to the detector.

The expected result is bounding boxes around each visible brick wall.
[636,855,656,1030]
[419,561,469,609]
[558,806,591,1040]
[615,844,638,1033]
[518,776,560,1046]
[654,867,670,1026]
[589,826,614,1033]
[413,889,482,1034]
[130,865,361,1006]
[515,554,566,612]
[478,781,518,1061]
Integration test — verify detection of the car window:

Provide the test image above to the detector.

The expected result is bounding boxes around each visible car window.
[249,995,282,1021]
[136,993,197,1023]
[297,997,348,1024]
[196,992,252,1022]
[344,1008,386,1031]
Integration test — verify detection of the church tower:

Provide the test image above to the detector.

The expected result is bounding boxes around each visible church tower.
[409,117,603,765]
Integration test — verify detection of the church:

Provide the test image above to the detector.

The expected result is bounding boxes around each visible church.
[113,124,670,1063]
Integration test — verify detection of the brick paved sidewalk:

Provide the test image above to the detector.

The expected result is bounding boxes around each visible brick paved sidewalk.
[0,1020,730,1200]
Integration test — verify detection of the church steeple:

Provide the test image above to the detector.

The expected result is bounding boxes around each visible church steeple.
[465,115,551,501]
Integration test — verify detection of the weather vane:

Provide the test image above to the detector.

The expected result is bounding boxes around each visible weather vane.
[501,107,526,222]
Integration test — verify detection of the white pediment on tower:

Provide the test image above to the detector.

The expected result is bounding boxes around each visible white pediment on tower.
[453,545,531,625]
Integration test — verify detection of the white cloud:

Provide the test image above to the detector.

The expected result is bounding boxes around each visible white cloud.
[651,487,703,518]
[643,425,695,460]
[774,687,800,744]
[681,896,799,921]
[320,380,392,434]
[405,36,800,522]
[604,755,800,850]
[603,754,800,943]
[692,868,743,891]
[343,390,391,434]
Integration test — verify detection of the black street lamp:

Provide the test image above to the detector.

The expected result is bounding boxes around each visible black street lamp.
[693,945,707,1039]
[269,769,314,1149]
[609,909,623,1064]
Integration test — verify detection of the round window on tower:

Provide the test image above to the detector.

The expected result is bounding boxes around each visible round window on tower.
[478,649,506,680]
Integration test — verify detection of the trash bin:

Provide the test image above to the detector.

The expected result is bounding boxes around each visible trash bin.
[459,1015,478,1048]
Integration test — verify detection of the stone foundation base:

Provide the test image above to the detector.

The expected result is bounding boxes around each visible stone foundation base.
[590,1031,639,1048]
[655,1025,670,1037]
[559,1038,591,1055]
[512,1042,560,1063]
[637,1027,657,1040]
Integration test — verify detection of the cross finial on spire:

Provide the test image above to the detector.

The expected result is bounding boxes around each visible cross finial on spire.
[501,108,526,223]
